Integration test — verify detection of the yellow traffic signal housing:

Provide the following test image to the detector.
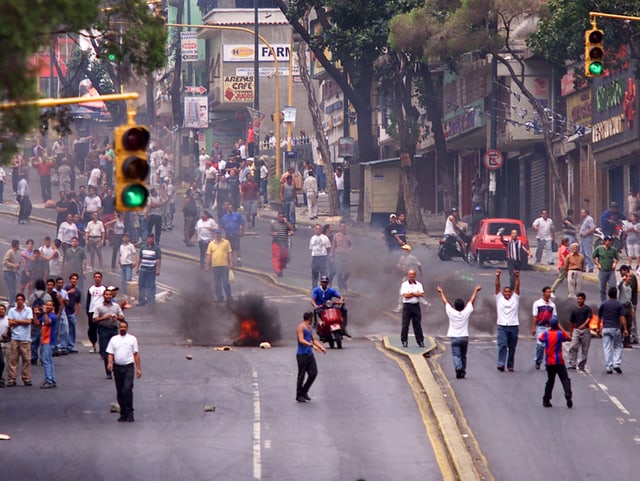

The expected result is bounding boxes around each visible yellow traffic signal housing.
[114,124,150,212]
[585,28,604,77]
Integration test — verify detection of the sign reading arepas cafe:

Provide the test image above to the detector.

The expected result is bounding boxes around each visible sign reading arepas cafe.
[591,69,638,146]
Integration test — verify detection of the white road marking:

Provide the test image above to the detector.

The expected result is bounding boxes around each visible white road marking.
[597,383,631,415]
[252,368,262,480]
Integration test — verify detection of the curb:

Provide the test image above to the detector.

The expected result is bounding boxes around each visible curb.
[383,335,482,481]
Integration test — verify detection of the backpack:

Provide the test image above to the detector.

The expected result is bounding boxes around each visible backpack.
[31,292,46,310]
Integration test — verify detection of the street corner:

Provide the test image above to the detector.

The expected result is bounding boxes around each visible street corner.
[384,335,436,356]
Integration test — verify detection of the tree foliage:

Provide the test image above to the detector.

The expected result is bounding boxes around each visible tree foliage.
[528,0,640,73]
[0,0,167,160]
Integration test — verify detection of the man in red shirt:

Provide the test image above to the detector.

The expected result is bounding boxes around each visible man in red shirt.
[247,123,255,158]
[240,173,259,228]
[35,157,54,202]
[539,317,572,408]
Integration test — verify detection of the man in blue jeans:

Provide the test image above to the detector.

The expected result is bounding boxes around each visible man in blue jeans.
[135,233,161,307]
[592,236,619,302]
[531,286,557,369]
[495,269,521,372]
[598,286,628,374]
[437,284,482,379]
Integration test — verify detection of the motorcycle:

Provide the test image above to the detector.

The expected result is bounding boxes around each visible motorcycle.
[437,227,471,262]
[314,299,345,349]
[593,221,627,253]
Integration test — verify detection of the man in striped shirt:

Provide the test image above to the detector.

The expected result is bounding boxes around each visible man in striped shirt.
[539,317,572,408]
[500,228,530,289]
[269,212,294,277]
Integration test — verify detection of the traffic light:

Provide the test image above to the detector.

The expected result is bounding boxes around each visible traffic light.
[585,27,604,77]
[114,124,150,212]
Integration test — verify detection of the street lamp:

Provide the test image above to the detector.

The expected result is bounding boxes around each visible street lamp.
[166,22,282,179]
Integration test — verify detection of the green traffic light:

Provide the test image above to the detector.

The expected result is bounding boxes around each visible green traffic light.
[589,61,604,75]
[121,184,148,208]
[107,52,117,62]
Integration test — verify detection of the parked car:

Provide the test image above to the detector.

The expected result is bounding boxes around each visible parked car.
[469,218,529,267]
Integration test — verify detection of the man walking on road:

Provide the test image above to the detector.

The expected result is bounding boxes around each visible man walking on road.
[399,269,425,348]
[195,211,218,269]
[220,202,245,266]
[93,287,124,379]
[568,293,592,371]
[106,320,141,422]
[532,286,557,370]
[539,317,573,408]
[495,269,521,372]
[437,284,482,379]
[16,174,31,224]
[532,208,555,265]
[205,229,233,304]
[270,212,294,277]
[593,236,619,302]
[499,228,530,289]
[598,286,628,374]
[136,233,161,307]
[309,224,331,289]
[579,208,596,272]
[296,311,326,403]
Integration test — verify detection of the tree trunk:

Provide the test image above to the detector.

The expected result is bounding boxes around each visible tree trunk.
[420,64,453,213]
[296,28,339,216]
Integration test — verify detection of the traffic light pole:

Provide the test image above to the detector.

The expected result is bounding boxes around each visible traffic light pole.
[0,93,139,111]
[590,11,640,23]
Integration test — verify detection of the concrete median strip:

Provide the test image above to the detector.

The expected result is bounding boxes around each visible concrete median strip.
[383,335,483,481]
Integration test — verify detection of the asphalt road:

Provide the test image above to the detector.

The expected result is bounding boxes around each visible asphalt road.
[2,176,640,480]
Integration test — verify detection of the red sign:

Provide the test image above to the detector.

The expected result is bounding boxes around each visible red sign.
[184,85,207,94]
[483,150,504,171]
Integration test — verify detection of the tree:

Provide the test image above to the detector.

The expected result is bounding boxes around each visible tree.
[276,0,422,221]
[294,12,339,216]
[0,0,167,159]
[388,2,478,217]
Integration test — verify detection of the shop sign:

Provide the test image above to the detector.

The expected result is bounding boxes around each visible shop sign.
[223,76,254,103]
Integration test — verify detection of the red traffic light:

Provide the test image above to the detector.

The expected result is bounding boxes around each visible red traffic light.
[588,30,603,44]
[121,127,150,151]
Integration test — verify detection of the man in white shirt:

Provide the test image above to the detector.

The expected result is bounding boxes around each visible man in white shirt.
[16,175,31,223]
[57,213,78,252]
[304,171,319,220]
[106,320,141,422]
[399,269,425,348]
[195,211,218,268]
[86,271,106,354]
[198,147,210,180]
[335,167,345,214]
[85,212,105,271]
[117,233,138,295]
[495,269,521,371]
[82,185,102,224]
[0,303,9,386]
[0,164,6,203]
[87,165,102,189]
[437,284,482,379]
[309,224,331,289]
[532,208,556,265]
